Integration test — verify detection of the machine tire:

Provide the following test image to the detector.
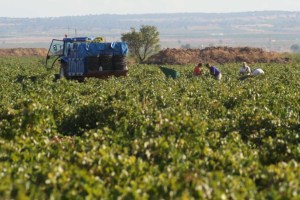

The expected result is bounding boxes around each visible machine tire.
[59,62,67,79]
[59,67,65,79]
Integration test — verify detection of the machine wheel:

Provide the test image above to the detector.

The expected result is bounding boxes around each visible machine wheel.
[59,62,67,79]
[59,67,65,78]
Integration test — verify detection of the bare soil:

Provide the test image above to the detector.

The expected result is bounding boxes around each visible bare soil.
[147,46,289,65]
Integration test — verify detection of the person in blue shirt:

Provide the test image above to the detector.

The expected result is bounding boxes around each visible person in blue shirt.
[205,63,222,80]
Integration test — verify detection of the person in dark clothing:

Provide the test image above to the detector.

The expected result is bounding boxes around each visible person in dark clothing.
[205,63,222,80]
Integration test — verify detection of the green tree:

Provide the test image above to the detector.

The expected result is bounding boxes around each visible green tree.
[121,25,160,63]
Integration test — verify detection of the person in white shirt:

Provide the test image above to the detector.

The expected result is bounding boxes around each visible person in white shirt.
[239,62,251,76]
[252,68,265,76]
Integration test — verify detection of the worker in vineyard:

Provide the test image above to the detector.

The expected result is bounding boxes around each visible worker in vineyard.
[205,63,222,80]
[252,68,265,76]
[239,62,251,76]
[193,62,203,76]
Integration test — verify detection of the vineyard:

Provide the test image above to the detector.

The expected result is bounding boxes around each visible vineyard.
[0,57,299,199]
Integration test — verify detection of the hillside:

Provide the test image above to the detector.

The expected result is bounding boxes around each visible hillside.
[1,11,300,51]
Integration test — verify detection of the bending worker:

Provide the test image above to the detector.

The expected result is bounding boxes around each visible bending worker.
[194,62,203,76]
[205,63,222,80]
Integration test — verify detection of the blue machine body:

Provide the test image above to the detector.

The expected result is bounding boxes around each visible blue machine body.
[60,37,128,76]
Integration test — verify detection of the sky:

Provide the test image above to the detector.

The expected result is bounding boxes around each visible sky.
[1,0,300,18]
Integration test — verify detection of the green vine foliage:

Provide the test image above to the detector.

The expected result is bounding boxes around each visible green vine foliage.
[0,57,299,199]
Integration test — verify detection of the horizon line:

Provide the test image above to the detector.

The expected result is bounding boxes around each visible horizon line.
[1,10,299,19]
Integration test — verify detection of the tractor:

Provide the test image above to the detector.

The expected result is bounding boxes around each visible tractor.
[45,37,128,81]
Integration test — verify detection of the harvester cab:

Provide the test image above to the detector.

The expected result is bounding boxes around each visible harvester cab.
[45,37,128,81]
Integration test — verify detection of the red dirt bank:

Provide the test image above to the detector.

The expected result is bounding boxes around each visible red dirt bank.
[147,47,289,65]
